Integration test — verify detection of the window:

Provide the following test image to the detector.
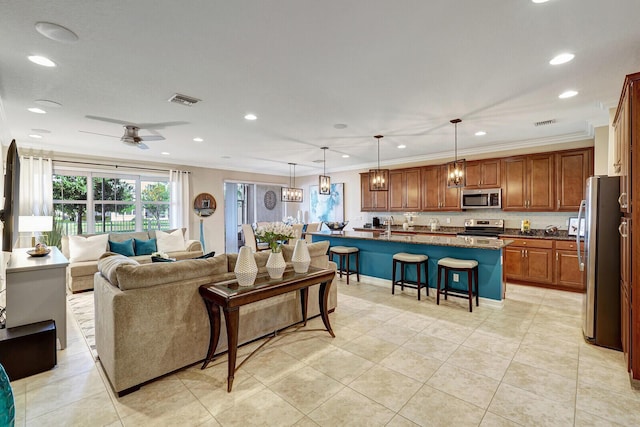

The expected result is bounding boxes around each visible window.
[53,170,170,236]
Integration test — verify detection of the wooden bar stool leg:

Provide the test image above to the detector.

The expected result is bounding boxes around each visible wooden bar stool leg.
[475,266,479,307]
[424,260,429,297]
[444,266,449,300]
[356,251,360,282]
[400,261,405,291]
[437,265,442,305]
[346,253,351,285]
[467,269,473,312]
[392,259,397,295]
[416,261,421,301]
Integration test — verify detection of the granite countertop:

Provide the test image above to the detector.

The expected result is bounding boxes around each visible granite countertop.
[311,230,513,250]
[353,226,580,241]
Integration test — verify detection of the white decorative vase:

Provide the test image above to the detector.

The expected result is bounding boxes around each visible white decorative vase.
[291,240,311,273]
[266,250,286,279]
[235,246,258,286]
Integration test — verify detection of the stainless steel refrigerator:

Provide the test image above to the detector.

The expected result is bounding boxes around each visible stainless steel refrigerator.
[578,175,622,350]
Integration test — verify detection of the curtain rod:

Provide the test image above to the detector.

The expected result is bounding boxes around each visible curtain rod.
[52,159,190,174]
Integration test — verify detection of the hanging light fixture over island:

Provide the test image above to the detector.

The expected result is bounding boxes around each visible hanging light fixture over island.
[446,118,466,188]
[319,147,331,195]
[369,135,389,191]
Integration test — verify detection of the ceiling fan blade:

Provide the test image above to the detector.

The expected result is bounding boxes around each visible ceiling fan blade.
[137,142,150,150]
[139,135,165,141]
[136,121,188,130]
[85,115,131,125]
[79,130,120,138]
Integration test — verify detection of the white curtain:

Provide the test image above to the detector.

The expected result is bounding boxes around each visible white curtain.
[169,170,190,235]
[19,156,53,247]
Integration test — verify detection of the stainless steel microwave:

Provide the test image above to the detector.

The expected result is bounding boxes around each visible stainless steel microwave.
[461,188,502,209]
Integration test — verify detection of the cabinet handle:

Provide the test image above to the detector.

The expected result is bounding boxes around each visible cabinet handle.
[556,252,559,261]
[619,222,628,238]
[521,249,524,258]
[525,249,528,258]
[618,193,628,209]
[558,199,560,207]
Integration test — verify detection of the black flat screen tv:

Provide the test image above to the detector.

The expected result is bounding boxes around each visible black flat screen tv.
[0,140,20,252]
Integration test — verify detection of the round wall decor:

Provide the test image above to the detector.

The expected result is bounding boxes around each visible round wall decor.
[194,193,216,217]
[264,190,277,210]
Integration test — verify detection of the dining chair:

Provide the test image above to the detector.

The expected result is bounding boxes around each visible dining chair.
[304,222,321,243]
[287,223,304,245]
[241,224,269,252]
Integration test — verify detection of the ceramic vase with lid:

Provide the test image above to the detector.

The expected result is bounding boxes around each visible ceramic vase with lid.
[266,249,287,279]
[291,240,311,273]
[234,246,258,286]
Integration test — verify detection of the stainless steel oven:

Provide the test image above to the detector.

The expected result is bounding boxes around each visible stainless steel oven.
[461,188,501,209]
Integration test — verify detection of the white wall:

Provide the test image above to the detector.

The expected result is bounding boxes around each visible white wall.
[594,125,609,175]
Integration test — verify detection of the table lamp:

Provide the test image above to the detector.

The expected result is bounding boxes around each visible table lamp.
[18,215,53,247]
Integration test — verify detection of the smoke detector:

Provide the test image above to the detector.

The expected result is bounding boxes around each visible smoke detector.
[168,93,201,106]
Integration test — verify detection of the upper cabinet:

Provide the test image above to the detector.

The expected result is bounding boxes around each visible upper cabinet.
[420,165,460,211]
[360,172,388,212]
[614,79,633,214]
[389,168,421,211]
[502,153,555,211]
[464,159,501,189]
[556,148,593,211]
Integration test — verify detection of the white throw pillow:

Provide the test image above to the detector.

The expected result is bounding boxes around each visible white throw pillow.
[68,234,109,262]
[155,229,186,253]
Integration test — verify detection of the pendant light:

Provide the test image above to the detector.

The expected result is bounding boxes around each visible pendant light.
[281,163,303,202]
[319,147,331,195]
[446,118,466,188]
[369,135,389,191]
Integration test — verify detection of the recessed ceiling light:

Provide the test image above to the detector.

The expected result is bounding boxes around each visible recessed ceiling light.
[28,55,56,67]
[221,155,231,159]
[559,90,578,99]
[31,128,51,133]
[550,53,575,65]
[35,22,79,43]
[161,152,170,156]
[342,154,350,158]
[244,113,257,121]
[34,99,62,108]
[397,144,406,149]
[475,131,487,136]
[28,134,43,139]
[333,124,348,129]
[193,137,204,142]
[532,0,549,3]
[28,107,46,114]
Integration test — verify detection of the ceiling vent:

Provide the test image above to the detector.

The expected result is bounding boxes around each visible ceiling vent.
[534,119,556,127]
[168,93,201,106]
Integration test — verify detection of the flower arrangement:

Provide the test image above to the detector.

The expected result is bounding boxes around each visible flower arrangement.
[255,222,294,252]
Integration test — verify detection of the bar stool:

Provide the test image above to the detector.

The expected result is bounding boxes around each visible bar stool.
[392,253,429,300]
[329,246,360,284]
[437,257,479,312]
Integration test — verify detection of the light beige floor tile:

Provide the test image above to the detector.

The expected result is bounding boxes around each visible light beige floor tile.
[383,311,437,332]
[488,383,575,426]
[241,348,305,385]
[513,345,578,380]
[379,346,442,383]
[307,346,374,385]
[337,315,385,334]
[462,330,521,359]
[426,363,499,409]
[337,334,398,363]
[479,411,523,426]
[215,388,304,427]
[385,415,420,426]
[424,318,476,344]
[13,391,25,424]
[573,408,626,426]
[307,387,395,427]
[401,332,459,361]
[399,384,486,426]
[578,341,626,369]
[293,417,320,427]
[269,366,344,414]
[112,375,189,419]
[315,323,361,347]
[576,382,640,426]
[119,388,213,427]
[349,365,422,411]
[502,361,576,403]
[577,355,636,395]
[358,305,406,322]
[520,330,580,359]
[26,390,119,427]
[366,321,417,346]
[25,368,107,420]
[277,335,336,363]
[22,350,97,392]
[447,345,511,380]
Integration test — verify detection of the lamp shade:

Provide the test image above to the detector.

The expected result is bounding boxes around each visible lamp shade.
[19,216,53,233]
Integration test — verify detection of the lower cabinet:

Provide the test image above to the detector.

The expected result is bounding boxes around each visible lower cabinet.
[554,241,585,291]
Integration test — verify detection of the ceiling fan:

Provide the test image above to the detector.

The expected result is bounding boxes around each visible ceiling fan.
[80,115,188,149]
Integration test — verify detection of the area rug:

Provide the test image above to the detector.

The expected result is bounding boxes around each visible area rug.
[67,291,98,359]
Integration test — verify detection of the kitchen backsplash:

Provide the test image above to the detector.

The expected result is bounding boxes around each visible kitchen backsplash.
[361,210,577,231]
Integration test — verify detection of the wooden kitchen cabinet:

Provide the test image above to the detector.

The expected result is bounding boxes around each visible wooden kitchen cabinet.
[464,159,501,189]
[620,216,631,370]
[556,148,593,211]
[554,240,585,291]
[614,79,632,215]
[389,168,420,211]
[502,154,555,211]
[504,238,554,285]
[420,165,460,211]
[360,172,388,211]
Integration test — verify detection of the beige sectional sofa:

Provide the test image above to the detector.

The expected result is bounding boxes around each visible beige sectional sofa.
[62,230,203,293]
[94,241,337,395]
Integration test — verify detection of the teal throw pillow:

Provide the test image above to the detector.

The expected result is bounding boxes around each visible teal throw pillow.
[134,238,157,256]
[109,239,135,257]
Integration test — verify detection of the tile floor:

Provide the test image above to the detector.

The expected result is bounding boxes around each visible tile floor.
[10,279,640,426]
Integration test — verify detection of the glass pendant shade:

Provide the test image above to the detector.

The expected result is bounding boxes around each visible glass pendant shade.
[446,119,466,188]
[319,147,331,195]
[282,163,304,202]
[369,135,389,191]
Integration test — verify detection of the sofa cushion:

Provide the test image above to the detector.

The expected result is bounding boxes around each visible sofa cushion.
[108,231,150,243]
[155,229,186,252]
[68,259,100,278]
[97,253,140,287]
[134,238,157,255]
[109,239,135,257]
[116,254,228,290]
[68,234,109,262]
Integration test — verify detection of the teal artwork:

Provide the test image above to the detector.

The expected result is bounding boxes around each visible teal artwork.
[309,183,344,223]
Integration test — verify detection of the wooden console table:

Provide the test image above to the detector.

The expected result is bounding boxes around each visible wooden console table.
[4,247,69,349]
[199,266,335,392]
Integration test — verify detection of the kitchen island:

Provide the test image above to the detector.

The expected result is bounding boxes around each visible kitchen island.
[311,230,513,302]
